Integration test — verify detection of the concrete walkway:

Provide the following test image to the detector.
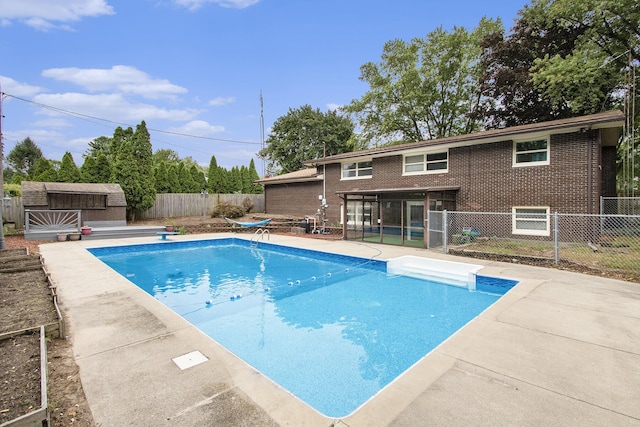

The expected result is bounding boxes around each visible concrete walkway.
[39,234,640,426]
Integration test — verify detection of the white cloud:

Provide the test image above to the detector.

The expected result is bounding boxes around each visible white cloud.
[33,92,200,122]
[0,75,44,97]
[167,120,225,135]
[173,0,260,11]
[42,66,187,99]
[208,96,235,107]
[0,0,115,30]
[326,103,341,111]
[32,118,72,128]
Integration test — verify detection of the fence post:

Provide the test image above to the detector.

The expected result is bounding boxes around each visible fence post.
[553,212,559,265]
[442,210,448,254]
[600,196,604,234]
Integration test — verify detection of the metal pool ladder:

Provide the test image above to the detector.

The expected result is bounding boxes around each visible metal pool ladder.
[251,228,270,246]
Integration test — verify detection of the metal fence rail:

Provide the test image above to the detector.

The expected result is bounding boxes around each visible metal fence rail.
[441,211,640,277]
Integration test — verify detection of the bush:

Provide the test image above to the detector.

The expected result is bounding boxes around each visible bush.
[212,202,245,219]
[4,184,21,197]
[242,197,254,213]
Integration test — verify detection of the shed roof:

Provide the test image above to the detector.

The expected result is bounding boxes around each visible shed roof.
[256,167,321,185]
[21,181,127,207]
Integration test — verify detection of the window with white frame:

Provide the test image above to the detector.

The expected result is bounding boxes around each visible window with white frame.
[403,150,448,175]
[512,206,550,236]
[342,160,372,179]
[345,201,372,226]
[513,138,549,166]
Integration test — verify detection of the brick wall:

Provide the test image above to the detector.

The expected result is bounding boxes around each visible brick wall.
[331,130,612,215]
[264,181,325,217]
[264,129,616,222]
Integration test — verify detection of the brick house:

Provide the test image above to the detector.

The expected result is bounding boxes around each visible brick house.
[257,110,624,246]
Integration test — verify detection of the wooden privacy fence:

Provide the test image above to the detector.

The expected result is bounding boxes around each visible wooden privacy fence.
[2,196,24,229]
[138,193,265,220]
[1,194,265,228]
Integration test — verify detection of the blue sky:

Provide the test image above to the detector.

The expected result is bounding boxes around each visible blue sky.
[0,0,529,173]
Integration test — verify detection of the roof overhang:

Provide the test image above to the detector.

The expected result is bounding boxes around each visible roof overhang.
[336,186,460,196]
[44,182,111,195]
[306,110,625,166]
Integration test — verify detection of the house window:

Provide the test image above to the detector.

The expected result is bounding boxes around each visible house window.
[346,201,372,226]
[403,151,448,175]
[342,161,372,179]
[513,138,549,166]
[512,207,550,236]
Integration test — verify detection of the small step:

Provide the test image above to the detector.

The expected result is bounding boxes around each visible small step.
[387,255,483,290]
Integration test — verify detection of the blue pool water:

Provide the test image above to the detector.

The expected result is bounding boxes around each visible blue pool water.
[89,238,517,418]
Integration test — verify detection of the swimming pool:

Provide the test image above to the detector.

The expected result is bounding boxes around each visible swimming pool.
[89,238,517,418]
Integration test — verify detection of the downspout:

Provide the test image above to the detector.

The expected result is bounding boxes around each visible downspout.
[340,193,347,240]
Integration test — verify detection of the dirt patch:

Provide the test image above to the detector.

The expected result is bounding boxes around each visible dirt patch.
[0,332,41,425]
[0,244,94,426]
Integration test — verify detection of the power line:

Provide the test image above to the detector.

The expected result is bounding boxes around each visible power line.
[2,92,261,146]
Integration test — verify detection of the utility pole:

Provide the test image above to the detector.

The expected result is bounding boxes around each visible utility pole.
[0,83,6,250]
[260,90,265,177]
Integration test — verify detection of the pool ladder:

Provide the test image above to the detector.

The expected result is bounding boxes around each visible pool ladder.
[251,228,270,246]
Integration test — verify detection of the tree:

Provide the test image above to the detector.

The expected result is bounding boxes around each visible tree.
[153,149,181,166]
[190,165,207,192]
[247,159,263,194]
[228,166,242,193]
[476,7,586,127]
[32,157,58,182]
[81,156,98,183]
[178,162,197,192]
[154,161,171,193]
[7,137,43,178]
[57,152,82,183]
[343,18,502,145]
[166,164,180,193]
[85,136,112,159]
[111,121,156,221]
[94,152,112,183]
[260,105,356,174]
[526,0,634,115]
[207,155,228,193]
[81,152,111,183]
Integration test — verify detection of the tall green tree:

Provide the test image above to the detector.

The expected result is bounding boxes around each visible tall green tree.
[344,18,502,145]
[111,121,156,221]
[81,156,98,183]
[154,161,171,193]
[259,104,356,174]
[523,0,640,115]
[207,155,228,193]
[167,164,180,193]
[85,136,113,159]
[178,162,197,192]
[94,152,112,183]
[190,165,207,192]
[6,137,43,178]
[525,0,636,115]
[247,159,263,194]
[476,6,586,127]
[153,149,181,166]
[81,152,112,183]
[57,152,82,183]
[32,157,58,182]
[228,166,242,193]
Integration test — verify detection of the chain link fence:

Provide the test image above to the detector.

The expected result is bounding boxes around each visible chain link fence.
[601,196,640,215]
[434,210,640,280]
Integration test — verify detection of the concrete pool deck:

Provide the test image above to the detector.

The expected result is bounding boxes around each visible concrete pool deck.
[39,233,640,426]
